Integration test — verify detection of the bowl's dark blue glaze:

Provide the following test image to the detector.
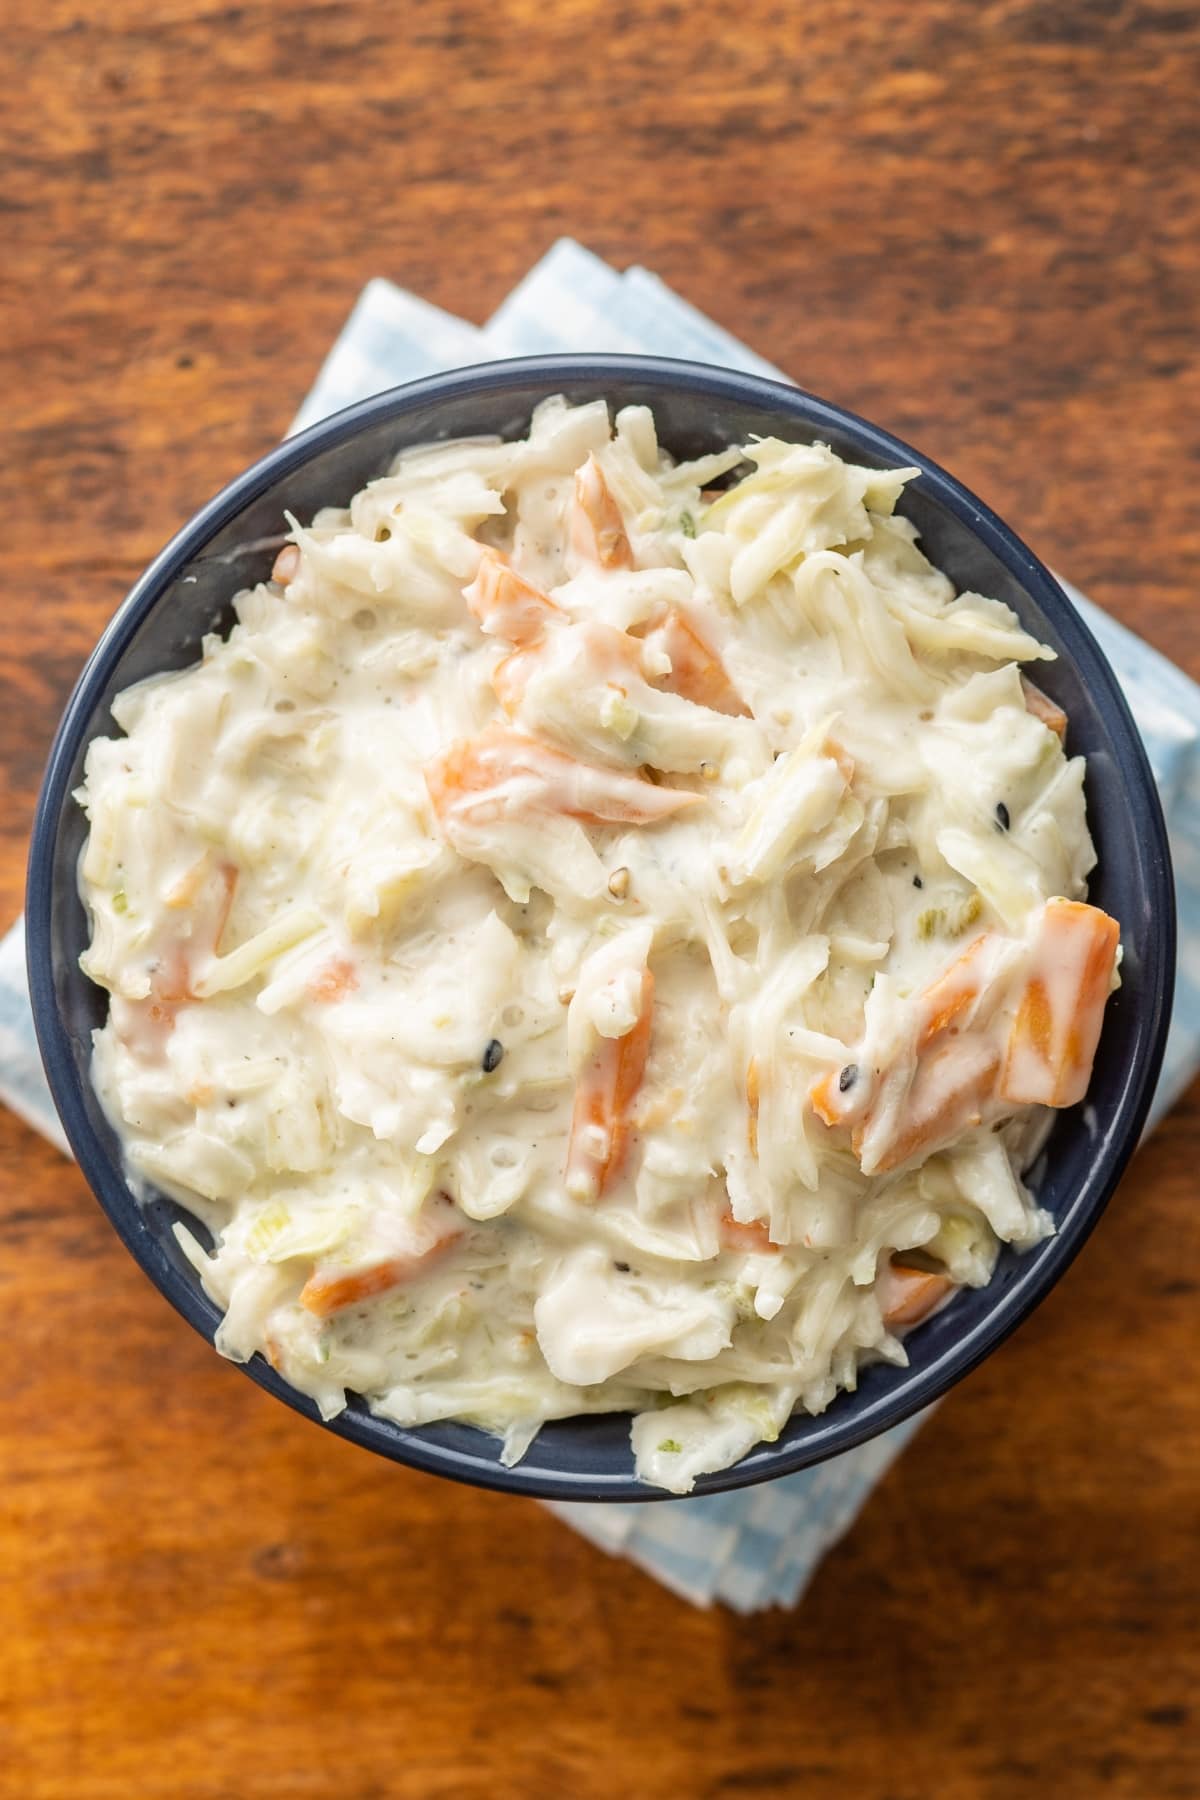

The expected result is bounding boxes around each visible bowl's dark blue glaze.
[26,356,1174,1500]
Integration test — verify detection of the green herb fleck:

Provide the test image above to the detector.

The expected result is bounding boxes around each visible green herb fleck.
[917,891,982,940]
[657,1438,683,1455]
[679,510,696,539]
[111,890,128,915]
[951,892,983,934]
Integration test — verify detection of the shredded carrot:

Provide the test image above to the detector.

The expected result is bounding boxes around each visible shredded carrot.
[917,933,991,1049]
[306,956,358,1004]
[494,618,636,715]
[565,970,654,1198]
[128,861,237,1051]
[571,455,633,570]
[272,544,300,587]
[825,738,856,785]
[424,726,701,828]
[858,1044,1000,1175]
[490,648,531,714]
[212,862,238,956]
[464,548,564,645]
[810,902,1118,1175]
[300,1237,460,1319]
[641,607,750,717]
[165,856,211,911]
[746,1056,760,1157]
[1000,900,1119,1107]
[881,1262,955,1329]
[300,1257,420,1318]
[162,857,237,951]
[719,1211,778,1255]
[152,944,193,1008]
[812,936,1001,1160]
[809,1071,843,1128]
[1013,977,1053,1063]
[1021,675,1068,741]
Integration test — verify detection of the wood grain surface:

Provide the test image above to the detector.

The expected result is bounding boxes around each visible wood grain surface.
[2,1,1198,1794]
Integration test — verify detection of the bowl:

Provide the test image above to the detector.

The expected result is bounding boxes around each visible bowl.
[26,355,1175,1500]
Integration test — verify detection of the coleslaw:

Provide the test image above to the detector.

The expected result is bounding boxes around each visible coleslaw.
[76,398,1120,1492]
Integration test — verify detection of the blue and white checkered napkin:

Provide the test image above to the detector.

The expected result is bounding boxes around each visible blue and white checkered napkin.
[4,240,1199,1610]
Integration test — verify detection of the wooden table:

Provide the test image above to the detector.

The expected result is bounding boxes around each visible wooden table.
[3,2,1198,1793]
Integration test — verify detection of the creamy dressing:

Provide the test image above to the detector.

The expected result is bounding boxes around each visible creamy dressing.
[76,399,1118,1492]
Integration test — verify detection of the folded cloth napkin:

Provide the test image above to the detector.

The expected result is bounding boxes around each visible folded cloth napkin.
[3,241,1197,1610]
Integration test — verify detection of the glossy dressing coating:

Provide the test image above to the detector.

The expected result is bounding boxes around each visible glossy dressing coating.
[75,400,1116,1492]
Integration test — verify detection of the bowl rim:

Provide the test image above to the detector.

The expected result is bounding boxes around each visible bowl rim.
[26,352,1176,1501]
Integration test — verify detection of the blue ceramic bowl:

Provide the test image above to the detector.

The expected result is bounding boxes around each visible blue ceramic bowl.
[27,356,1175,1500]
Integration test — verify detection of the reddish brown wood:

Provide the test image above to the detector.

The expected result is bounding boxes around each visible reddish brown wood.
[2,2,1198,1794]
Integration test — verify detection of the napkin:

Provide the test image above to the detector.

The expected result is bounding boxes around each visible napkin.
[3,240,1197,1611]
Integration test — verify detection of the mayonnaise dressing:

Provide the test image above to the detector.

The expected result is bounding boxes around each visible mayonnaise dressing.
[76,399,1118,1492]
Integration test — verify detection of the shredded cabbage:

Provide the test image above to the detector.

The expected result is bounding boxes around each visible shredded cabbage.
[76,401,1115,1494]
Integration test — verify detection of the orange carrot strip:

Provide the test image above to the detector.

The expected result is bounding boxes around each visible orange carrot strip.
[490,648,531,715]
[809,1072,840,1128]
[640,607,750,717]
[858,1042,1000,1175]
[150,943,193,1010]
[719,1211,778,1255]
[1000,900,1119,1108]
[300,1257,424,1318]
[424,726,701,828]
[917,933,992,1049]
[272,544,300,587]
[493,619,641,715]
[123,862,235,1052]
[162,856,237,944]
[811,935,998,1148]
[495,610,750,729]
[880,1261,955,1329]
[117,943,196,1056]
[300,1236,460,1319]
[164,856,212,911]
[825,738,856,785]
[746,1056,760,1157]
[565,970,654,1198]
[307,957,358,1004]
[810,903,1117,1173]
[464,549,565,645]
[212,862,238,956]
[571,455,633,570]
[1021,675,1068,741]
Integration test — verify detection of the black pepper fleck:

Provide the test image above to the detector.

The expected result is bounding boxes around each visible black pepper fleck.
[481,1038,504,1073]
[614,1261,631,1273]
[838,1063,858,1093]
[995,801,1010,831]
[912,875,923,889]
